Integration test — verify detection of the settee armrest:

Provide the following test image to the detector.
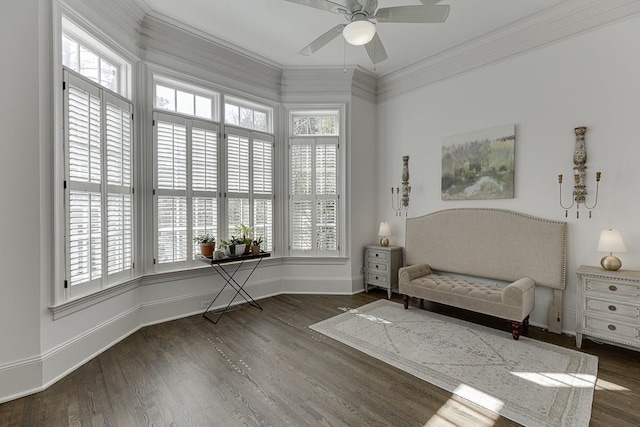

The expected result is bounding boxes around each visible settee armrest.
[399,264,432,285]
[501,277,536,306]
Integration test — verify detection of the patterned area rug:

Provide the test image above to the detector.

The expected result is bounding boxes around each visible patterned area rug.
[310,300,598,427]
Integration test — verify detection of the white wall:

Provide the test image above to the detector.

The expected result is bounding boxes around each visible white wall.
[376,15,640,331]
[0,0,46,395]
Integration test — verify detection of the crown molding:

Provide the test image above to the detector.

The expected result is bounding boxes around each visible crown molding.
[377,0,640,102]
[140,14,283,100]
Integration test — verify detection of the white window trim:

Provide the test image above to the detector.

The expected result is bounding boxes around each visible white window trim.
[285,104,346,257]
[53,8,138,306]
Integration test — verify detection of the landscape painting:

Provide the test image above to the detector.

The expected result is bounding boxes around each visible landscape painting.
[441,125,515,200]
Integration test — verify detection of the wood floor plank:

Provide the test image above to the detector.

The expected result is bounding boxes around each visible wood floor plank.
[1,291,639,426]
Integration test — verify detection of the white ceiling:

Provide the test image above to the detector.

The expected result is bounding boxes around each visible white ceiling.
[143,0,566,76]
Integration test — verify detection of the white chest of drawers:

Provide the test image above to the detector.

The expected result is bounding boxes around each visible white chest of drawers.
[364,245,403,298]
[576,265,640,350]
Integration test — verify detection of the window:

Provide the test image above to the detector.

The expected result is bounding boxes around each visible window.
[152,77,274,268]
[289,110,340,256]
[154,113,219,266]
[225,96,272,133]
[226,128,274,252]
[61,18,130,97]
[63,70,134,297]
[154,77,219,121]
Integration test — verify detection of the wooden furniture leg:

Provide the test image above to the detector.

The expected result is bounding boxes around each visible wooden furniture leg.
[403,295,409,309]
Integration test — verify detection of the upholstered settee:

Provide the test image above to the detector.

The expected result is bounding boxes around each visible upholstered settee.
[399,265,536,339]
[399,208,567,340]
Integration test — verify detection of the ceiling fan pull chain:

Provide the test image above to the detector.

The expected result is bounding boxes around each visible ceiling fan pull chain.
[343,38,347,74]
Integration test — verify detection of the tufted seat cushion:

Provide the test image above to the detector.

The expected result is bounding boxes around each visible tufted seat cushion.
[416,274,503,303]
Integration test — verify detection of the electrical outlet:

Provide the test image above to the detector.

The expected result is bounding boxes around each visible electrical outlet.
[201,300,212,309]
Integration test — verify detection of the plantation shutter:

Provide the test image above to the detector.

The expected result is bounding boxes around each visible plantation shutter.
[226,128,250,237]
[64,69,134,298]
[155,113,188,264]
[252,136,274,251]
[290,137,339,256]
[315,141,338,254]
[191,121,218,258]
[105,94,133,283]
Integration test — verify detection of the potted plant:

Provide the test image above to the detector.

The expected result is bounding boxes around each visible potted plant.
[238,224,254,254]
[193,233,216,258]
[250,237,263,255]
[227,236,246,257]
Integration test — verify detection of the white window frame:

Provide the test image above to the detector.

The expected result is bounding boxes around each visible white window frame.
[152,112,221,270]
[61,16,131,99]
[54,11,136,305]
[223,126,275,252]
[152,76,280,272]
[287,107,344,257]
[62,68,135,299]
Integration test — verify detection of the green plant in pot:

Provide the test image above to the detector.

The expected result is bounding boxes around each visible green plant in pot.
[193,233,216,258]
[227,236,246,257]
[237,224,254,255]
[250,236,263,255]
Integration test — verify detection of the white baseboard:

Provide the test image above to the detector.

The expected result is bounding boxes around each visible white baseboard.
[0,278,283,404]
[0,279,578,404]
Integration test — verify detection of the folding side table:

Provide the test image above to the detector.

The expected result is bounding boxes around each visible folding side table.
[198,251,270,324]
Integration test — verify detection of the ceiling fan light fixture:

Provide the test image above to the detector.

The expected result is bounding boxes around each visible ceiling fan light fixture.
[342,20,375,46]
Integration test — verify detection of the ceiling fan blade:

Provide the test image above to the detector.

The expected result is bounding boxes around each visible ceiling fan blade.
[299,24,346,56]
[284,0,348,14]
[364,33,388,64]
[357,0,378,15]
[374,4,450,23]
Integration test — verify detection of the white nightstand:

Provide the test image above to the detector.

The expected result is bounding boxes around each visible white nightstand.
[576,265,640,350]
[364,245,403,298]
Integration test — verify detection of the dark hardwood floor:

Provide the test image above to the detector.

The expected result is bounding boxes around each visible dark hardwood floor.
[1,291,639,426]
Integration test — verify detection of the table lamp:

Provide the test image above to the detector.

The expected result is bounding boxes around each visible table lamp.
[597,229,626,271]
[378,222,391,247]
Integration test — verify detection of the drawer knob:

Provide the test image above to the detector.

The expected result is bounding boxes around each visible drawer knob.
[375,254,379,257]
[608,324,617,331]
[375,276,379,280]
[609,305,617,311]
[376,265,379,269]
[609,285,618,292]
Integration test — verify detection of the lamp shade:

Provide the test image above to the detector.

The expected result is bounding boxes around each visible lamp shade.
[342,20,375,46]
[378,221,391,246]
[597,229,627,253]
[378,222,391,237]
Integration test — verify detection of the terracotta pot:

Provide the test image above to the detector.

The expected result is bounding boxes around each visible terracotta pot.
[200,242,215,258]
[250,245,260,255]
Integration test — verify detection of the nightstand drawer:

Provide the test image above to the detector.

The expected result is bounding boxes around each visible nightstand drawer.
[586,278,640,298]
[367,250,389,261]
[365,261,388,273]
[585,297,640,321]
[367,272,389,286]
[585,315,640,341]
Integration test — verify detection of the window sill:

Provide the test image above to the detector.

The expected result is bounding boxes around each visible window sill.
[49,276,141,320]
[49,255,350,319]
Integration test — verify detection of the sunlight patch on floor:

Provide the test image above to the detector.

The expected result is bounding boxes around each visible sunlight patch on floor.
[595,378,630,391]
[424,385,502,427]
[339,307,392,324]
[511,372,597,388]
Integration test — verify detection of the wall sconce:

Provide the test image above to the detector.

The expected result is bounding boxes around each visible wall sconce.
[558,126,601,218]
[597,229,626,271]
[378,221,391,246]
[391,155,411,216]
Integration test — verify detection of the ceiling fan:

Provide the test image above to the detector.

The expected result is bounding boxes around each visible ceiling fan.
[285,0,451,65]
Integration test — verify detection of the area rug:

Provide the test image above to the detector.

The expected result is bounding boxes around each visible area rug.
[310,299,598,427]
